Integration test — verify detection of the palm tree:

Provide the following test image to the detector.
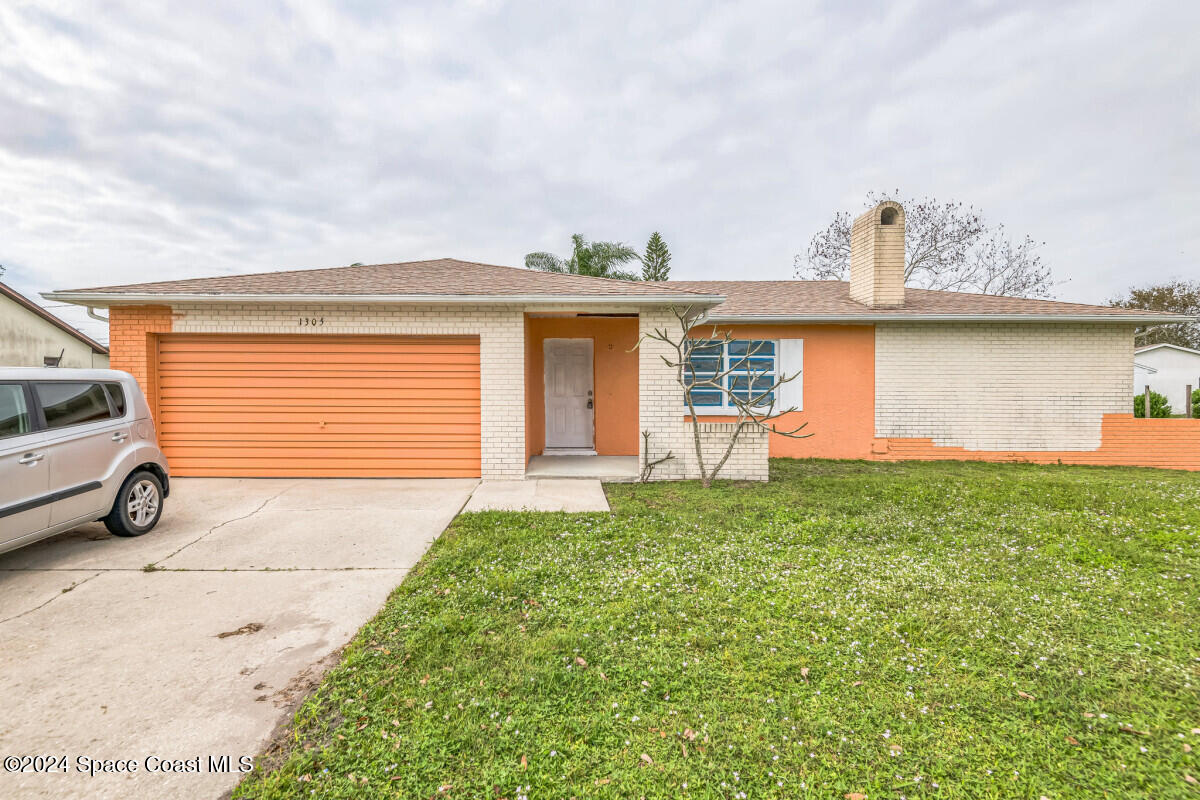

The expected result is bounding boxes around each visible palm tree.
[525,234,641,281]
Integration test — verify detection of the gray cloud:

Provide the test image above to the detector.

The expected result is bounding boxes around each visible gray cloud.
[1,0,1198,345]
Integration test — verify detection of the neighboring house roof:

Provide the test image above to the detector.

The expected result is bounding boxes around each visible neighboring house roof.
[0,281,109,354]
[44,258,723,307]
[1134,343,1200,357]
[661,280,1194,323]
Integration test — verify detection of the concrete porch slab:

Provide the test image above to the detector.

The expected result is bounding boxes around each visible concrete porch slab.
[463,479,610,512]
[525,455,639,480]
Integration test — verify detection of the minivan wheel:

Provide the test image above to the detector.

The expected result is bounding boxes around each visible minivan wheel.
[104,470,164,537]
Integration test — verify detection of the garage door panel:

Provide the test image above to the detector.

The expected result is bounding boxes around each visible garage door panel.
[158,376,479,391]
[160,432,482,444]
[157,354,481,369]
[171,464,482,475]
[156,335,482,477]
[159,383,479,396]
[157,410,480,422]
[171,452,482,466]
[160,440,482,452]
[158,395,479,409]
[158,418,481,432]
[158,336,478,352]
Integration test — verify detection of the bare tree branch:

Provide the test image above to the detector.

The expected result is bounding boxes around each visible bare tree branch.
[1110,279,1200,350]
[794,191,1054,299]
[639,430,674,482]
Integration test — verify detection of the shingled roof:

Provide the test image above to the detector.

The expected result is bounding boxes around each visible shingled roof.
[46,258,721,305]
[660,281,1191,322]
[46,259,1192,323]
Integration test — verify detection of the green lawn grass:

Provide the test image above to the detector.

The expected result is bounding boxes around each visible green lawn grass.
[235,460,1200,799]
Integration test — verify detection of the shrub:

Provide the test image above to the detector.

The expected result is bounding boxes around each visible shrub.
[1133,390,1172,417]
[1193,388,1199,419]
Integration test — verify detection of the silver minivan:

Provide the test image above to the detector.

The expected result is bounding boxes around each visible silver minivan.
[0,368,170,555]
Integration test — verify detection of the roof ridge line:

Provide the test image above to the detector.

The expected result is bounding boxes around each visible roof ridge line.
[53,257,721,297]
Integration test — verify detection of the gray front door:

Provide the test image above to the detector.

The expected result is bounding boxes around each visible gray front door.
[544,338,594,450]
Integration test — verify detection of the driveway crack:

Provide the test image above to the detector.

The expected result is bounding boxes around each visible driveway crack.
[151,485,297,568]
[0,571,103,625]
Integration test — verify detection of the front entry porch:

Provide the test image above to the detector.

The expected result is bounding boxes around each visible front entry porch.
[524,312,641,473]
[525,454,640,480]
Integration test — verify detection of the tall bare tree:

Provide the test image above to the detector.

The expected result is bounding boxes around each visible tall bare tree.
[1109,279,1200,349]
[795,191,1054,298]
[640,306,811,488]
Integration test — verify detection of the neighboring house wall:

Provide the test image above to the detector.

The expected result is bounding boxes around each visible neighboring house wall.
[524,315,640,457]
[1133,347,1200,413]
[875,323,1133,451]
[0,295,108,367]
[109,303,527,479]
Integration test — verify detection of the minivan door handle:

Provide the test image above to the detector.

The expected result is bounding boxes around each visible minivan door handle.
[111,432,129,442]
[18,452,45,465]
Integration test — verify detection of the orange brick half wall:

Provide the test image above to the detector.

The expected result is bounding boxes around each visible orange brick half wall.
[525,315,640,459]
[695,324,877,460]
[107,305,174,419]
[878,415,1200,471]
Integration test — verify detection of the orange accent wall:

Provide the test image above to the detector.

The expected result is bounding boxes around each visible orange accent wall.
[878,415,1200,471]
[696,324,876,459]
[525,316,640,457]
[107,305,173,419]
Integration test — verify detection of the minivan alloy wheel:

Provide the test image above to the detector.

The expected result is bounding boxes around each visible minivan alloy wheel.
[126,480,160,527]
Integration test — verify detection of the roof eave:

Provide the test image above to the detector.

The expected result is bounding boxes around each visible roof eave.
[703,313,1199,324]
[43,292,726,308]
[1135,342,1200,356]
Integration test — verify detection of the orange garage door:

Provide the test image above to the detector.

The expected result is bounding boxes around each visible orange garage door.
[155,335,481,477]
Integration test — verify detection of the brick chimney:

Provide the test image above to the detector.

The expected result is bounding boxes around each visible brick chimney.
[849,200,905,307]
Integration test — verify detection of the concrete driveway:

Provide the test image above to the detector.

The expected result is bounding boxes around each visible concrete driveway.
[0,477,477,800]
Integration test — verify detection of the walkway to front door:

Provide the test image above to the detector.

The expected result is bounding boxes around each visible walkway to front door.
[544,338,595,452]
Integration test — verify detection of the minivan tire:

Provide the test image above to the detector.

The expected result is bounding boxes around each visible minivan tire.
[104,470,165,537]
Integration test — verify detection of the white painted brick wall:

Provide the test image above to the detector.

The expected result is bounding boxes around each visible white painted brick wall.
[875,322,1135,451]
[171,303,526,478]
[166,302,770,481]
[637,308,770,481]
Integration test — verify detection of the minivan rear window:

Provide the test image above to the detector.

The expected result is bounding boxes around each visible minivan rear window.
[0,384,31,438]
[35,382,113,429]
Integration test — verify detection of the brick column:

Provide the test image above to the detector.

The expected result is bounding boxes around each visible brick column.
[107,305,174,419]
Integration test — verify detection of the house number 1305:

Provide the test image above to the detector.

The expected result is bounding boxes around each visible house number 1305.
[299,317,325,327]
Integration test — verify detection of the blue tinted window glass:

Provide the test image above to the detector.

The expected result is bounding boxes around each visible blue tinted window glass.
[688,389,723,406]
[728,340,774,357]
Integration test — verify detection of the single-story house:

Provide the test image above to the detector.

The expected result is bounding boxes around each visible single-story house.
[1,281,109,368]
[1134,343,1200,414]
[45,202,1200,478]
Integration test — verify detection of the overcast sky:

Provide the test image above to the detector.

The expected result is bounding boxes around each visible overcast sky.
[2,0,1197,344]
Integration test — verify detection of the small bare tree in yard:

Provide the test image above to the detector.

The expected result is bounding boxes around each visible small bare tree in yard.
[640,306,812,488]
